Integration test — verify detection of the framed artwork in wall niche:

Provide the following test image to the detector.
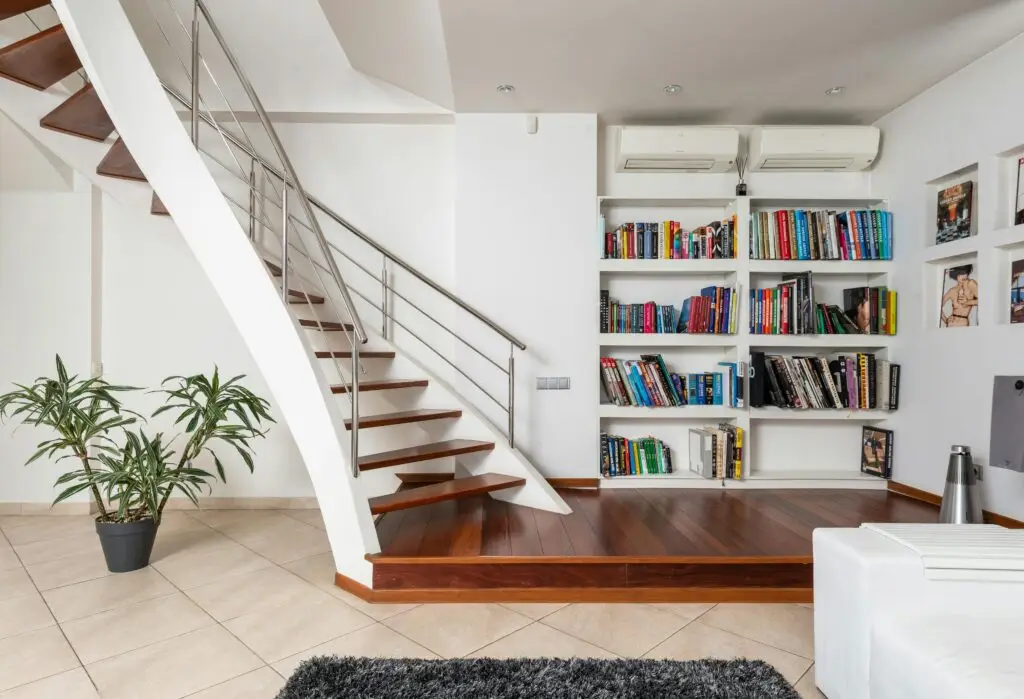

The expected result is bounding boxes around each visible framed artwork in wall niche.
[1011,260,1024,324]
[938,263,978,328]
[1015,157,1024,226]
[936,181,974,245]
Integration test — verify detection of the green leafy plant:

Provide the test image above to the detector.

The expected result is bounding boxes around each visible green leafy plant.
[0,355,273,524]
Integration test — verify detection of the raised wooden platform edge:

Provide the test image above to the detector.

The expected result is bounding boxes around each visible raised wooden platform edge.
[888,480,1024,528]
[388,474,598,488]
[365,553,811,565]
[335,572,812,603]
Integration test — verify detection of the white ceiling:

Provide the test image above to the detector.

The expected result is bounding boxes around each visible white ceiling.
[321,0,1024,123]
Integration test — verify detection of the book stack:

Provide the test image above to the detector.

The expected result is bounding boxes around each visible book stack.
[600,355,746,408]
[689,424,744,479]
[677,286,739,334]
[843,287,898,335]
[600,433,672,477]
[601,296,675,334]
[749,351,901,411]
[750,209,893,260]
[604,217,738,260]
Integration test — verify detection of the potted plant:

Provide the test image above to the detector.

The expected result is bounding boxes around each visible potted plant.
[0,355,273,572]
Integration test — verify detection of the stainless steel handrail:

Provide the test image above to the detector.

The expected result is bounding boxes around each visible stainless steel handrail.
[192,0,367,346]
[161,85,525,351]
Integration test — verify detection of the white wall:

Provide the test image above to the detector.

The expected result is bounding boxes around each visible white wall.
[872,33,1024,518]
[0,190,93,503]
[453,114,599,478]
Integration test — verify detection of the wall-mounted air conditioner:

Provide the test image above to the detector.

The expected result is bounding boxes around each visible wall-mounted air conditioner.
[748,126,880,172]
[615,126,740,173]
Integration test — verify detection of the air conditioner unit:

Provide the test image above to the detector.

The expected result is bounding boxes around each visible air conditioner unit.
[615,126,739,173]
[748,126,880,172]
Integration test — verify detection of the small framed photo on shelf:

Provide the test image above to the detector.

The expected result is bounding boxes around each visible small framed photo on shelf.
[861,426,893,479]
[1015,157,1024,226]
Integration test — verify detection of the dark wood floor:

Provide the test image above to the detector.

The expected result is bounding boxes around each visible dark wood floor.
[376,488,938,558]
[363,488,938,601]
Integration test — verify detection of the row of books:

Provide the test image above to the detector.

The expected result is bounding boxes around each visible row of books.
[599,287,739,335]
[749,352,901,411]
[603,218,738,260]
[749,273,897,335]
[750,209,893,261]
[689,424,744,480]
[600,434,673,477]
[600,355,746,408]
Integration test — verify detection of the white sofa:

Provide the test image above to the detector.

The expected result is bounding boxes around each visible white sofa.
[813,527,1024,699]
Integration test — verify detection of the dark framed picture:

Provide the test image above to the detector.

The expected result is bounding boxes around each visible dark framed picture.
[1015,157,1024,226]
[861,426,893,478]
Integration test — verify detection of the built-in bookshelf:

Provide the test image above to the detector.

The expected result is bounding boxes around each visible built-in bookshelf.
[598,194,896,490]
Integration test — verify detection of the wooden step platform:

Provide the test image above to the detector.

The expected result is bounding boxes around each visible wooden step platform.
[287,290,324,304]
[357,488,944,602]
[151,193,169,216]
[265,260,282,276]
[368,473,525,515]
[0,25,80,90]
[298,319,352,331]
[40,83,115,142]
[330,379,427,395]
[96,138,145,182]
[345,408,462,430]
[0,0,50,21]
[316,350,395,360]
[358,438,494,471]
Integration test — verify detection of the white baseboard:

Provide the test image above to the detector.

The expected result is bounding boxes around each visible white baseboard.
[0,497,320,516]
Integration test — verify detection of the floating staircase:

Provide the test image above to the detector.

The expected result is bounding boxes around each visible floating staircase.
[0,0,569,590]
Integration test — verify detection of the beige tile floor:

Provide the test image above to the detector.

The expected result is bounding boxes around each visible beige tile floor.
[0,510,824,698]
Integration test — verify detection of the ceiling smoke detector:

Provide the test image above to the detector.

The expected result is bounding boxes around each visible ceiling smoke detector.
[663,84,683,95]
[825,86,845,96]
[496,84,515,94]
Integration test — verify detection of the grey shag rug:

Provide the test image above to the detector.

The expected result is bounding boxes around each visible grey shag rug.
[277,656,800,698]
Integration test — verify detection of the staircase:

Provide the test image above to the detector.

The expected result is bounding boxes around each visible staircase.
[0,0,569,589]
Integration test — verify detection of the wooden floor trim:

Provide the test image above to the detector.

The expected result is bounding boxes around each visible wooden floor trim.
[335,572,811,603]
[888,480,1024,528]
[366,554,811,565]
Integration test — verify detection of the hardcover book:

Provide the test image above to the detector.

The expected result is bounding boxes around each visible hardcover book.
[936,181,974,244]
[861,426,893,479]
[1012,260,1024,324]
[843,287,870,334]
[939,263,978,328]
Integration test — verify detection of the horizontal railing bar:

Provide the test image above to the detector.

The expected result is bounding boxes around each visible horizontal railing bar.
[341,284,509,413]
[162,84,525,351]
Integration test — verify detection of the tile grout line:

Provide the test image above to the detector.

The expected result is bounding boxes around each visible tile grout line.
[0,523,102,696]
[793,662,814,691]
[697,607,815,661]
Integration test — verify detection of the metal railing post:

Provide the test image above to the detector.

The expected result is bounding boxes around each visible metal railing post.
[248,161,256,241]
[280,185,289,301]
[508,345,515,448]
[381,259,389,340]
[190,1,199,146]
[350,342,360,477]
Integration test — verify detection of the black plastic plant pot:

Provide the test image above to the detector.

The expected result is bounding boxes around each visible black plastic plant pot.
[95,518,157,573]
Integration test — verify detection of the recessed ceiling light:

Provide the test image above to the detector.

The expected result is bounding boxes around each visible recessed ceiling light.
[496,84,515,94]
[664,84,683,95]
[825,86,845,95]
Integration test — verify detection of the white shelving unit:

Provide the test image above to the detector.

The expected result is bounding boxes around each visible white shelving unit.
[598,194,895,490]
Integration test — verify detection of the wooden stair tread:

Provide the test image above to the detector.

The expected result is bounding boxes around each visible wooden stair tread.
[331,379,428,395]
[151,193,169,216]
[0,1,50,21]
[358,438,494,471]
[368,473,524,515]
[298,319,352,331]
[315,350,395,359]
[0,25,81,90]
[40,83,115,142]
[96,138,145,182]
[394,472,455,484]
[265,260,282,276]
[288,290,324,304]
[345,408,462,430]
